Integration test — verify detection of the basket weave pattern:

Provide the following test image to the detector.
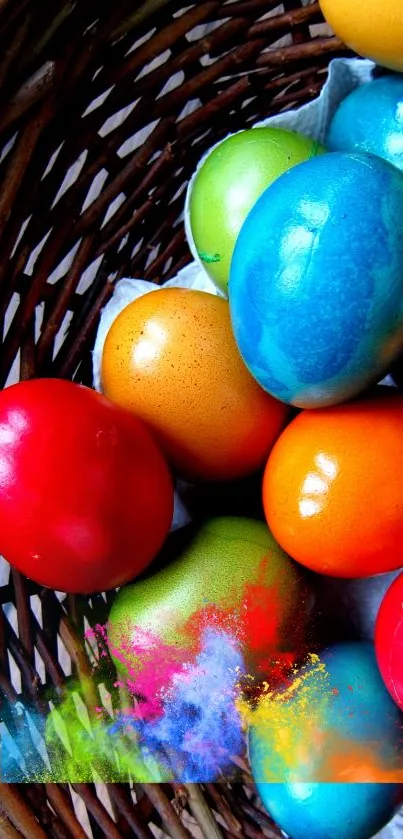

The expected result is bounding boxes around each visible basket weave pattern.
[0,1,351,836]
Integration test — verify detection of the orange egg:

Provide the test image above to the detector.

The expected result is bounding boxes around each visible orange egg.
[101,288,288,481]
[262,393,403,578]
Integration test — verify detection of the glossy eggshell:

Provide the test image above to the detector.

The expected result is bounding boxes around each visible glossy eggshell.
[0,379,174,593]
[319,0,403,72]
[255,782,402,839]
[249,643,403,786]
[229,152,403,408]
[101,287,288,481]
[107,516,312,683]
[327,76,403,171]
[188,128,324,294]
[376,572,403,712]
[263,393,403,577]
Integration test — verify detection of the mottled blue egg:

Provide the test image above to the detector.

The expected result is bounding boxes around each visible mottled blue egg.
[249,643,403,788]
[229,152,403,408]
[255,782,402,839]
[327,76,403,171]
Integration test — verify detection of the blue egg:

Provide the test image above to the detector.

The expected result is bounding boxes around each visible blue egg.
[327,76,403,171]
[318,643,402,747]
[228,152,403,408]
[249,643,403,785]
[249,643,403,839]
[255,782,402,839]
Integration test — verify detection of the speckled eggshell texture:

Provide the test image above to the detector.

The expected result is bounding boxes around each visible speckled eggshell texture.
[319,0,403,73]
[327,76,403,171]
[229,151,403,408]
[263,393,403,578]
[101,287,288,481]
[107,516,311,684]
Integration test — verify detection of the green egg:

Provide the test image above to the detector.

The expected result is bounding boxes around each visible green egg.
[107,517,312,685]
[189,128,325,294]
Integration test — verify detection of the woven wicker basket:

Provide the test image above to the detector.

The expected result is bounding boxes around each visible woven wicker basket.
[0,1,354,836]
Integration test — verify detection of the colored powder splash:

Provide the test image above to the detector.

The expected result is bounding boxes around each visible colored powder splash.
[242,653,332,783]
[105,553,307,720]
[0,626,249,782]
[244,654,403,783]
[4,639,403,783]
[93,621,193,720]
[111,626,246,782]
[1,701,51,782]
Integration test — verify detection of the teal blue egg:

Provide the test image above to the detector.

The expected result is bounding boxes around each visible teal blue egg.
[327,76,403,171]
[255,782,402,839]
[249,643,403,839]
[229,152,403,408]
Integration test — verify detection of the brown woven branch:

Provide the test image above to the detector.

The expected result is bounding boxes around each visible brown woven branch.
[27,2,77,66]
[0,0,31,34]
[256,35,347,67]
[177,76,250,139]
[74,119,174,238]
[10,571,34,663]
[106,786,156,839]
[0,808,23,839]
[0,61,55,136]
[142,786,190,839]
[0,9,32,89]
[3,618,47,712]
[180,786,224,839]
[36,234,95,366]
[97,1,222,93]
[249,2,322,37]
[54,272,115,380]
[111,0,178,40]
[45,785,89,839]
[22,785,72,839]
[58,615,99,709]
[71,785,127,839]
[0,97,54,236]
[0,786,49,839]
[215,0,292,16]
[204,787,242,836]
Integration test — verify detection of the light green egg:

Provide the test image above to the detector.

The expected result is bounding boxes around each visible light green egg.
[189,127,325,294]
[107,517,312,684]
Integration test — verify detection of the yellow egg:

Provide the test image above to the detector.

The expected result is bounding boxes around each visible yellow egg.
[320,0,403,72]
[101,288,288,481]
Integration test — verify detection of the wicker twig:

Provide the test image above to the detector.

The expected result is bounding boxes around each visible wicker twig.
[257,35,347,67]
[204,787,242,836]
[0,97,53,236]
[45,785,89,839]
[0,808,23,839]
[142,786,190,839]
[180,786,224,839]
[111,0,178,40]
[106,786,155,839]
[71,786,126,839]
[10,571,34,664]
[0,9,31,89]
[0,786,49,839]
[36,234,95,366]
[0,61,55,136]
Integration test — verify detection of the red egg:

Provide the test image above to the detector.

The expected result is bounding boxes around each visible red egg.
[0,378,174,593]
[375,571,403,711]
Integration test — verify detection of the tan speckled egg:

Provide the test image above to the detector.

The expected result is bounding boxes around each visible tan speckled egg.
[101,287,288,481]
